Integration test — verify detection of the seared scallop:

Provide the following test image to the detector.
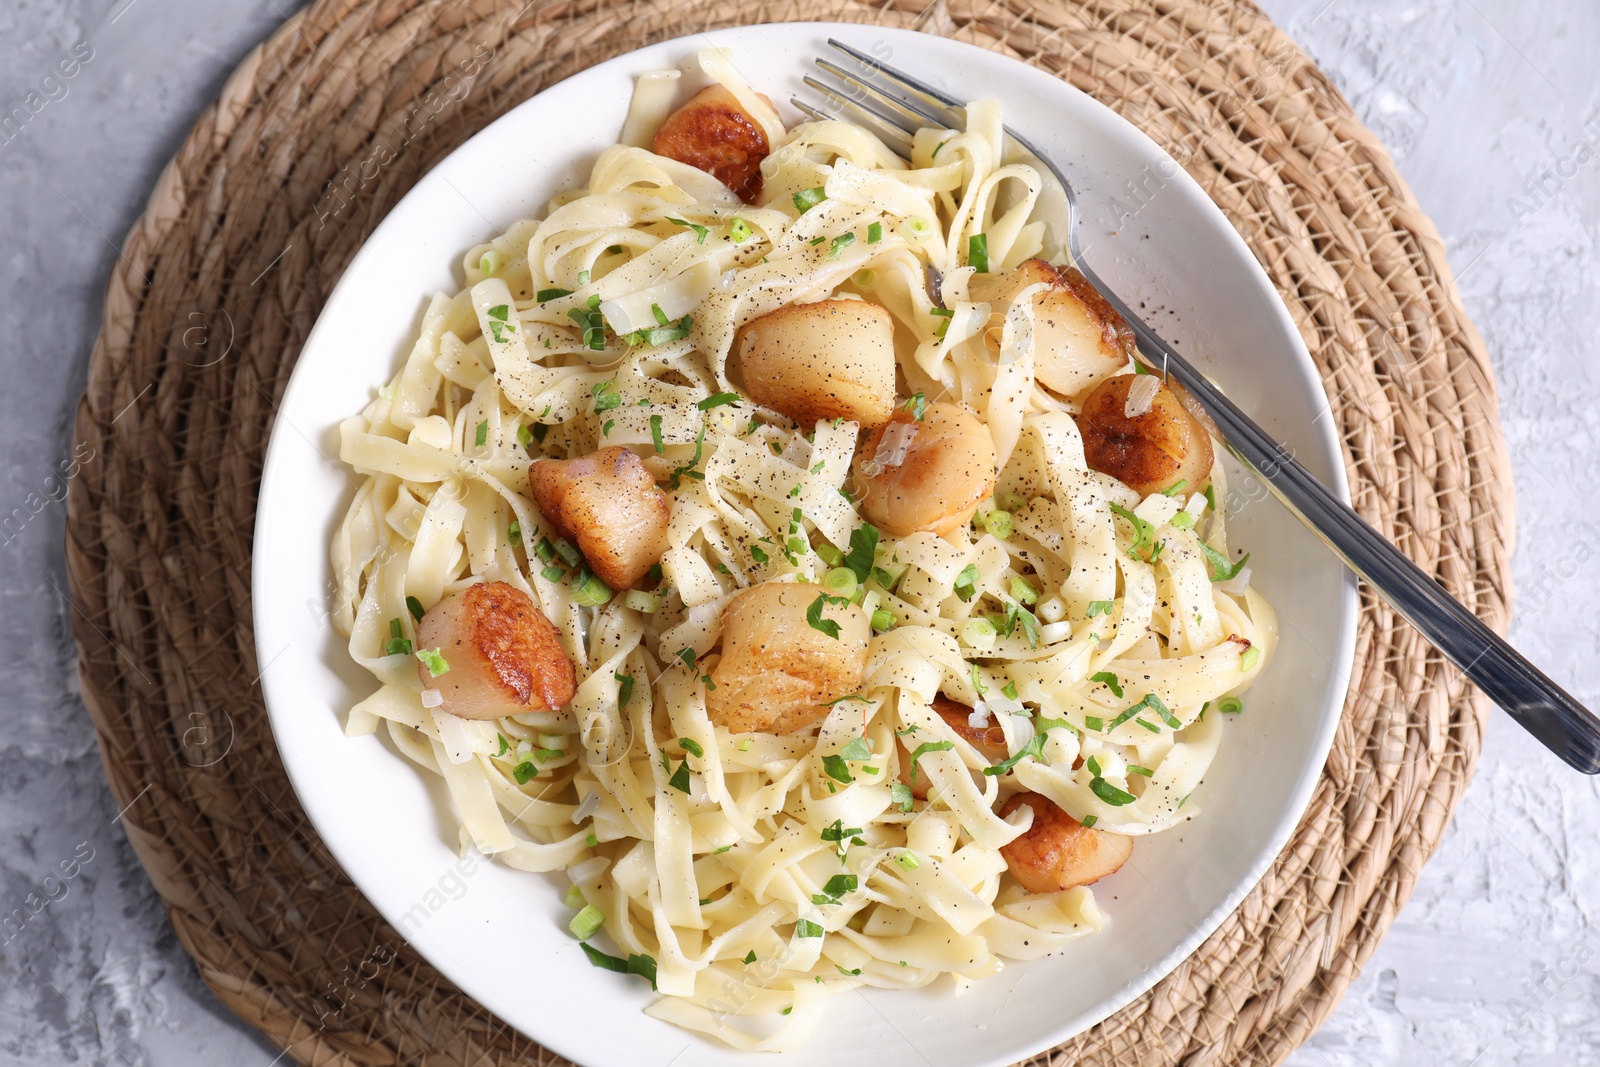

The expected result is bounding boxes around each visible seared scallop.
[530,446,671,590]
[414,581,576,720]
[707,582,870,734]
[968,259,1133,398]
[652,85,773,202]
[998,791,1133,892]
[1076,373,1215,498]
[731,299,897,429]
[854,402,996,537]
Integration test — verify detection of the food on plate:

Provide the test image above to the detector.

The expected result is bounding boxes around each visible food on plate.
[330,47,1274,1051]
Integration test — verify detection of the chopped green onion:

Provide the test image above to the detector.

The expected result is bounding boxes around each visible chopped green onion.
[622,589,660,613]
[1129,765,1154,777]
[829,232,856,258]
[729,217,753,243]
[981,509,1013,539]
[513,762,537,784]
[564,883,586,909]
[571,569,612,607]
[479,249,502,276]
[1008,576,1038,605]
[1171,511,1196,529]
[815,541,844,566]
[968,233,989,272]
[953,563,981,602]
[792,187,827,213]
[406,595,425,621]
[904,217,932,240]
[553,539,581,566]
[568,903,605,940]
[1090,671,1124,698]
[823,567,858,599]
[750,544,770,565]
[867,221,882,243]
[568,303,608,351]
[1240,646,1262,671]
[1080,814,1098,828]
[674,737,703,759]
[1001,680,1019,701]
[614,672,634,708]
[578,942,657,989]
[870,608,896,633]
[1159,479,1188,497]
[536,287,571,302]
[507,521,521,546]
[895,851,922,872]
[820,820,863,843]
[576,269,590,285]
[1084,715,1104,732]
[415,648,449,676]
[961,617,998,651]
[852,268,877,288]
[1219,696,1244,715]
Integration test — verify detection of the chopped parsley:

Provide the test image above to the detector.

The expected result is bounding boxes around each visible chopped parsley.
[903,392,928,420]
[1090,671,1124,698]
[792,187,826,213]
[1108,502,1157,560]
[650,414,664,453]
[568,298,607,351]
[1198,540,1252,582]
[697,391,742,410]
[982,733,1045,776]
[795,919,823,938]
[1087,600,1114,618]
[806,593,850,639]
[907,740,954,782]
[842,523,879,584]
[591,378,622,413]
[1090,777,1137,806]
[666,217,708,243]
[890,781,915,813]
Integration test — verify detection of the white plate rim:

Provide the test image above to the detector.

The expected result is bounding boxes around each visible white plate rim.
[252,22,1359,1066]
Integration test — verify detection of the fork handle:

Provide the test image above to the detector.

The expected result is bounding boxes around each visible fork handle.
[1072,260,1600,774]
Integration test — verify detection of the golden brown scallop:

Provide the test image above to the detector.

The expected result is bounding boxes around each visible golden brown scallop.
[651,85,773,202]
[530,446,671,591]
[854,402,997,537]
[1076,373,1215,498]
[998,791,1133,893]
[968,259,1134,398]
[731,299,898,429]
[707,582,870,734]
[414,581,576,720]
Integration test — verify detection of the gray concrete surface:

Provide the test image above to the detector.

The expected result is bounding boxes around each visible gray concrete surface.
[0,1,1595,1063]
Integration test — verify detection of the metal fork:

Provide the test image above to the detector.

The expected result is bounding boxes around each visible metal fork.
[799,39,1600,774]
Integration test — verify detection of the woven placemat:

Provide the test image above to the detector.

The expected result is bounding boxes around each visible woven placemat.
[64,0,1512,1063]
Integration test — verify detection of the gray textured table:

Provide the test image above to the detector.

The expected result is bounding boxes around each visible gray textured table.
[2,1,1595,1064]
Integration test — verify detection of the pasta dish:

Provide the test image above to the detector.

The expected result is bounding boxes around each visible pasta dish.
[330,49,1275,1050]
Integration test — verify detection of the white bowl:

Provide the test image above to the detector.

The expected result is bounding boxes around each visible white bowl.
[254,23,1357,1067]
